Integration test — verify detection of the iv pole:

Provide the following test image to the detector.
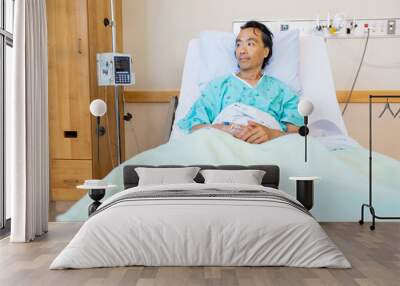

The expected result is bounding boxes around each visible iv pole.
[109,0,122,165]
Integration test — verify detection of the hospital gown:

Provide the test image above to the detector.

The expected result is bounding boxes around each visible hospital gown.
[178,74,303,132]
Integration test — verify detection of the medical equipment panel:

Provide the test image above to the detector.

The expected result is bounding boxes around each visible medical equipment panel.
[97,53,135,86]
[233,18,400,39]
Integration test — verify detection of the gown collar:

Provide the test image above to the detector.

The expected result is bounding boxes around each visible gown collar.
[232,72,265,89]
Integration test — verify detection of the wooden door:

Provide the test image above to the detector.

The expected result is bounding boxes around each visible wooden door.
[47,0,92,160]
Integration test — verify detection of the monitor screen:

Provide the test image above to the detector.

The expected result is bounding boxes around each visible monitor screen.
[115,56,130,73]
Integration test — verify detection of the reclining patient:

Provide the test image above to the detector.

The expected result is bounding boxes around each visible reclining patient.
[178,21,303,144]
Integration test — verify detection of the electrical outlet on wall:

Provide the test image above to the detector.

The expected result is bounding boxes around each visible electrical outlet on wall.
[387,19,396,35]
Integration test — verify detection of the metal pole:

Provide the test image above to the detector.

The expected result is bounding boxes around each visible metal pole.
[110,0,121,164]
[369,95,372,206]
[305,133,307,162]
[114,87,121,165]
[304,116,308,163]
[96,117,100,164]
[110,0,117,51]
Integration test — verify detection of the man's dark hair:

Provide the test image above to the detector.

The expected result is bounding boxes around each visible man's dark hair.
[240,21,273,69]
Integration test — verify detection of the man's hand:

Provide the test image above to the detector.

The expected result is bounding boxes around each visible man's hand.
[191,123,245,135]
[212,123,245,135]
[235,121,283,144]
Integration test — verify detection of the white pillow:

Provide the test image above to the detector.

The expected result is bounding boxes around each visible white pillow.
[198,29,301,94]
[199,31,238,86]
[135,167,200,186]
[200,169,266,185]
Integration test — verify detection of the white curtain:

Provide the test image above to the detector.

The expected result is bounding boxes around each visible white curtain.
[9,0,49,242]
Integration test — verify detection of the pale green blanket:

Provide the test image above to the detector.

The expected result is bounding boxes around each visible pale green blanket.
[58,129,400,222]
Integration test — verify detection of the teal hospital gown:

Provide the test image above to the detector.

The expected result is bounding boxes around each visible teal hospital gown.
[178,74,303,133]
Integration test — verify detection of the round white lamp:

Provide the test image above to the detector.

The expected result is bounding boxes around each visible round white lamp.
[90,99,107,161]
[298,98,314,162]
[298,98,314,117]
[90,99,107,117]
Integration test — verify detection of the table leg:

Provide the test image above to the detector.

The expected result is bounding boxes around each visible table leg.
[88,189,105,216]
[296,180,314,210]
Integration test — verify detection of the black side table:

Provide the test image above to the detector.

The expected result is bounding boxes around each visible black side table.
[87,189,106,215]
[289,177,319,210]
[77,183,116,216]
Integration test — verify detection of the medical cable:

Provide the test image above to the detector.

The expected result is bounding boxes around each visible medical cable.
[122,88,127,109]
[105,87,117,168]
[128,120,141,154]
[105,110,116,168]
[342,28,370,115]
[120,88,140,154]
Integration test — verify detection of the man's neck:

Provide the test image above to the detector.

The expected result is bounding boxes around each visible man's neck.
[237,69,263,81]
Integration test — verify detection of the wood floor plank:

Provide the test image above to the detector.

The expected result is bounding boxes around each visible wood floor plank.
[0,222,400,286]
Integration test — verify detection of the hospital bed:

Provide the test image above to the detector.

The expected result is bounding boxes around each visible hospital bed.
[58,29,400,224]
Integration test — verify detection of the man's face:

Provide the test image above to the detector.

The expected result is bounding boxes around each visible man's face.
[235,28,269,71]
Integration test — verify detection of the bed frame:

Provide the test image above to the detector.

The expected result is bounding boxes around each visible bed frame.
[162,96,179,142]
[123,165,280,189]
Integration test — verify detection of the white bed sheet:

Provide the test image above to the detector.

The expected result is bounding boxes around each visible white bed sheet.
[50,183,350,269]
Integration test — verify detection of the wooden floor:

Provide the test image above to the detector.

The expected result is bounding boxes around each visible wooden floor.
[0,222,399,286]
[48,201,75,222]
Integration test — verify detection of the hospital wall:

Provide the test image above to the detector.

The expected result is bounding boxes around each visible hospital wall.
[122,0,400,160]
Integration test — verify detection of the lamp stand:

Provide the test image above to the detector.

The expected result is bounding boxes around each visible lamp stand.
[95,116,106,163]
[97,117,100,163]
[298,116,309,163]
[305,116,308,162]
